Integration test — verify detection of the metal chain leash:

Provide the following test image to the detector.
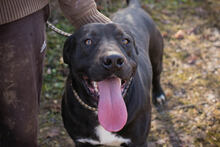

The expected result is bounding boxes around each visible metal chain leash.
[46,21,71,37]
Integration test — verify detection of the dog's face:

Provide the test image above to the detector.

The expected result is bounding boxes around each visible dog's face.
[63,23,138,132]
[64,23,138,81]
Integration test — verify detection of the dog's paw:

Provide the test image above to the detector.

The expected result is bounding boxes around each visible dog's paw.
[152,91,166,107]
[155,94,166,105]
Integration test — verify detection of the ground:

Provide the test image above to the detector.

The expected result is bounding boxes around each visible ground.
[38,0,220,146]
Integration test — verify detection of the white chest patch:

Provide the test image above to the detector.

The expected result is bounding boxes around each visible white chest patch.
[77,125,131,146]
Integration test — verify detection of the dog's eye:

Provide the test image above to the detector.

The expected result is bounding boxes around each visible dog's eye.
[85,39,92,46]
[122,38,130,45]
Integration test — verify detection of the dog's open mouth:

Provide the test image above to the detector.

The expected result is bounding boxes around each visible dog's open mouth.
[82,76,131,132]
[83,76,130,100]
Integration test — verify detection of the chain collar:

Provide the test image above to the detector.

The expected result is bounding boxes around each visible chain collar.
[72,88,97,111]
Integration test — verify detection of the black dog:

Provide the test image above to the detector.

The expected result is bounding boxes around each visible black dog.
[62,0,166,146]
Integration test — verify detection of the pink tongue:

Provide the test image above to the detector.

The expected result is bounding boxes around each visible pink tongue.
[97,78,127,132]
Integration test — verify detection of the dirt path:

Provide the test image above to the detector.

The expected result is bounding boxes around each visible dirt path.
[39,0,220,146]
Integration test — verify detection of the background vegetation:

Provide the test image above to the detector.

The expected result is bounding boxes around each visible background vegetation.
[39,0,220,146]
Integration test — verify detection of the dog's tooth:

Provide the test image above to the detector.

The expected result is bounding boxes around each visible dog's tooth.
[93,82,98,92]
[94,82,97,88]
[92,81,95,87]
[91,82,95,89]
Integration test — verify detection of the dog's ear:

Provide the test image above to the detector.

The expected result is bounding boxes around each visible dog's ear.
[63,35,75,65]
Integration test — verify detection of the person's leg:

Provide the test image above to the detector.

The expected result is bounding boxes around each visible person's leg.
[0,6,49,147]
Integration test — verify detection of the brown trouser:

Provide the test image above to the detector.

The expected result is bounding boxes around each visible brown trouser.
[0,6,49,147]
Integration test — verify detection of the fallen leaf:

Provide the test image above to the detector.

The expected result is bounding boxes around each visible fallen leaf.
[174,30,185,39]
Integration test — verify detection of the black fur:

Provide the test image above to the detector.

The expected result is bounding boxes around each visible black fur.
[62,0,166,146]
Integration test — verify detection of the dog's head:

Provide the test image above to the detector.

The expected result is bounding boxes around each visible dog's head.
[63,23,138,132]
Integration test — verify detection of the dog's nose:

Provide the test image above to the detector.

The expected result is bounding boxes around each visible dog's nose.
[103,54,125,70]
